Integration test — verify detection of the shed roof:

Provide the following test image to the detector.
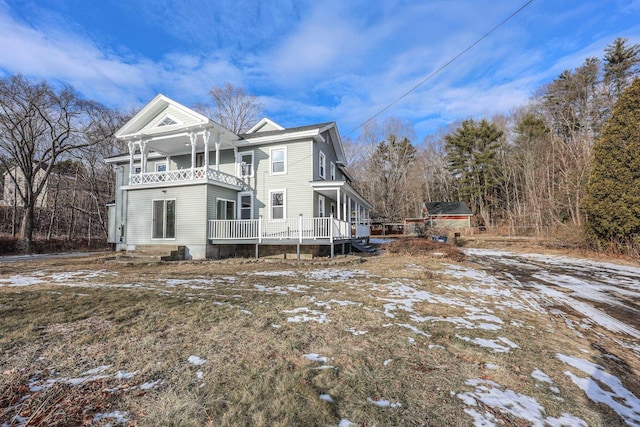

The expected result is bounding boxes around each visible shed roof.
[424,202,472,216]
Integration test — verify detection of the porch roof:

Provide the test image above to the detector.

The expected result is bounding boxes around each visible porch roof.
[310,180,372,209]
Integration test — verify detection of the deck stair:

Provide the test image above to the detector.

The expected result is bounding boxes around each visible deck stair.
[351,240,377,254]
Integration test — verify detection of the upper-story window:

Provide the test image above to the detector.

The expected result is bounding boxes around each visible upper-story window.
[155,162,167,172]
[330,162,336,180]
[319,151,326,179]
[270,147,287,175]
[237,151,254,178]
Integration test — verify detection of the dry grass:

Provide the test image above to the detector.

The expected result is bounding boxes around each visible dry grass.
[0,251,637,426]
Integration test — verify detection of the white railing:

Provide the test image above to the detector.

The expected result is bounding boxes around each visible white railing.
[129,167,246,189]
[208,216,351,242]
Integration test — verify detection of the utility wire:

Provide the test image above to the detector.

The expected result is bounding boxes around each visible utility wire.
[348,0,534,135]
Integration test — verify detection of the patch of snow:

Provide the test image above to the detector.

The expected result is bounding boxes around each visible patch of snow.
[345,327,368,335]
[305,269,366,281]
[196,371,204,380]
[272,324,281,329]
[458,378,587,427]
[397,323,430,337]
[304,353,329,363]
[557,353,640,426]
[429,344,446,350]
[384,359,393,366]
[187,355,206,366]
[0,275,45,287]
[93,410,129,425]
[531,369,553,384]
[455,335,519,353]
[140,379,162,390]
[115,370,139,380]
[284,307,329,323]
[367,397,402,408]
[81,365,112,376]
[320,394,334,402]
[252,270,297,277]
[485,363,499,371]
[337,419,357,427]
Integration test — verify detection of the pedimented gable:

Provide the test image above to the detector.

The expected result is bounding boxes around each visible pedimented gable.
[245,118,284,134]
[115,94,213,139]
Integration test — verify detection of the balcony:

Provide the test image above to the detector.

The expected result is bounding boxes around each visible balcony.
[128,167,247,190]
[208,216,362,243]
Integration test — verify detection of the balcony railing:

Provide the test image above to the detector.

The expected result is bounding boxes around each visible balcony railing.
[129,167,247,189]
[208,216,354,242]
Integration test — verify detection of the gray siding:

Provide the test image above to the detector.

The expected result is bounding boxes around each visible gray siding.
[250,139,314,219]
[207,186,240,220]
[126,184,207,246]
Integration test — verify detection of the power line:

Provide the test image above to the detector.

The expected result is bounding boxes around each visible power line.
[348,0,534,135]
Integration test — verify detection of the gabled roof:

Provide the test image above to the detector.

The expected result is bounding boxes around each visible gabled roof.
[238,121,347,165]
[424,202,472,216]
[245,118,284,133]
[114,93,237,141]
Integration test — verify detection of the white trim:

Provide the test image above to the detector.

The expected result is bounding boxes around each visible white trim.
[319,151,326,180]
[236,150,254,178]
[151,198,176,240]
[238,191,253,219]
[330,162,336,180]
[216,197,236,220]
[269,189,286,220]
[270,147,287,175]
[245,118,284,134]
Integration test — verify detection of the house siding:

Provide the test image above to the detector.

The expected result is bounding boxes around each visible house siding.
[126,184,208,257]
[140,105,201,132]
[251,139,314,219]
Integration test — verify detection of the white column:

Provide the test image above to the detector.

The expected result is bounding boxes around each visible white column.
[202,130,211,171]
[214,133,221,171]
[356,202,360,226]
[347,196,352,236]
[139,140,148,173]
[189,132,197,174]
[127,141,135,179]
[336,188,341,220]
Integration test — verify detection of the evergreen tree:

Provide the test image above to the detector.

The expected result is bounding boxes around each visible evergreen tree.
[582,78,640,252]
[604,37,640,99]
[444,119,503,226]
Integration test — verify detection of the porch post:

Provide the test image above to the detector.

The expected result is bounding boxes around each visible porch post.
[203,130,211,171]
[347,196,352,237]
[336,188,341,220]
[189,132,197,177]
[330,213,334,258]
[139,140,148,173]
[214,132,221,172]
[127,141,135,180]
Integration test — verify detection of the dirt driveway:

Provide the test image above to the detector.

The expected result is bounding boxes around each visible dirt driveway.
[464,248,640,346]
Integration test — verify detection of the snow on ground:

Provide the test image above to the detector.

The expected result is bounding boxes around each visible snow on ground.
[455,335,519,353]
[187,355,206,366]
[457,378,587,427]
[557,353,640,426]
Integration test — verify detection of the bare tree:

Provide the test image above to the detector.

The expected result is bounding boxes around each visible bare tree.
[197,82,263,134]
[0,75,104,252]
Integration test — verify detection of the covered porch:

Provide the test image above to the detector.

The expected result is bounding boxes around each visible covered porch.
[311,180,371,239]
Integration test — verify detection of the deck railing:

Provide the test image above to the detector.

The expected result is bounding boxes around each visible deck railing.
[208,216,352,242]
[129,167,246,189]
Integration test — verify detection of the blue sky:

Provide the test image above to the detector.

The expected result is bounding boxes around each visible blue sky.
[1,0,639,142]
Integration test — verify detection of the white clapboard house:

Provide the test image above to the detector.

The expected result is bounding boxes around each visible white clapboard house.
[105,94,371,259]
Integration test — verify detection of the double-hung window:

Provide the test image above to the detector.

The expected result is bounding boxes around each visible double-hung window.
[239,192,252,219]
[217,199,236,220]
[152,199,176,239]
[330,163,336,180]
[270,148,286,175]
[270,190,285,219]
[319,151,326,179]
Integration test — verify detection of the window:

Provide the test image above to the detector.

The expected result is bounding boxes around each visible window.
[196,153,204,168]
[216,199,236,220]
[237,151,254,177]
[270,190,285,219]
[156,116,178,127]
[330,163,336,180]
[319,151,326,179]
[152,199,175,239]
[330,203,336,216]
[239,192,252,219]
[134,165,141,174]
[155,162,167,172]
[318,195,325,217]
[270,148,286,175]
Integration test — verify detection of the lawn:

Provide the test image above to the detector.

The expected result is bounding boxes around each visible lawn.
[1,241,639,426]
